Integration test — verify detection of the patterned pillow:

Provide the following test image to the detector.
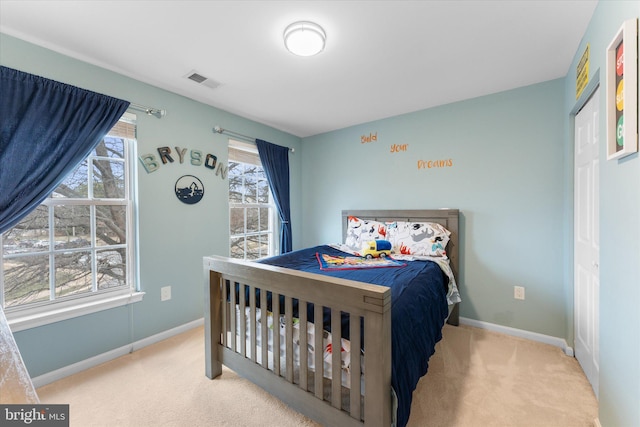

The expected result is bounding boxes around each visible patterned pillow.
[343,216,392,253]
[386,221,450,257]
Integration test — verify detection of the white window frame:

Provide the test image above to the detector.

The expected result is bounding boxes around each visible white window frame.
[0,113,143,331]
[228,139,278,260]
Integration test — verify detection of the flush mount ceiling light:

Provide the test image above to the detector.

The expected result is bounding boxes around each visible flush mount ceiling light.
[283,21,326,57]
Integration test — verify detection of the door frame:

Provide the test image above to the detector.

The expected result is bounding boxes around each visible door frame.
[569,70,601,340]
[570,71,601,399]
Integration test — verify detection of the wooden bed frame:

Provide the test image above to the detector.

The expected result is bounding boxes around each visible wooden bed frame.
[204,209,459,427]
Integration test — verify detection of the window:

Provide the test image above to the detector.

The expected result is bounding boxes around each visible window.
[1,113,141,330]
[228,140,277,260]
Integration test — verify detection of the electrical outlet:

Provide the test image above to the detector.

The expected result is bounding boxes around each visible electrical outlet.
[514,286,525,300]
[161,286,172,301]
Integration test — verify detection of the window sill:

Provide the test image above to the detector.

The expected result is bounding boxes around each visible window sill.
[5,291,145,332]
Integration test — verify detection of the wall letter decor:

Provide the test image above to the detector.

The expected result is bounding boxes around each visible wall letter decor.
[175,146,187,163]
[190,150,203,166]
[204,153,217,169]
[157,146,174,164]
[139,153,160,173]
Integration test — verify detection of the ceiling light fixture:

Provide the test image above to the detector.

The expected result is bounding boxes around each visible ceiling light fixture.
[283,21,326,57]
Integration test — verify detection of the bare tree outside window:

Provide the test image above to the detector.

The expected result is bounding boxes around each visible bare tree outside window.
[1,121,135,309]
[228,141,276,260]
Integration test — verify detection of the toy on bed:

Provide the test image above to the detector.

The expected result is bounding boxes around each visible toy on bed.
[361,239,392,259]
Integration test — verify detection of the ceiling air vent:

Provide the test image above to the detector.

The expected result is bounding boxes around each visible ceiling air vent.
[184,70,221,90]
[188,72,207,83]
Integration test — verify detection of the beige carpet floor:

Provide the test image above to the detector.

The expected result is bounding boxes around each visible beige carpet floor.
[36,324,598,427]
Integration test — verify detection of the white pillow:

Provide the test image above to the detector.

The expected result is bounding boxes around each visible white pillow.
[343,216,392,254]
[386,221,450,257]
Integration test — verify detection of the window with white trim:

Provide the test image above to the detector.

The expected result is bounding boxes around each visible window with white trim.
[1,113,140,329]
[228,139,277,260]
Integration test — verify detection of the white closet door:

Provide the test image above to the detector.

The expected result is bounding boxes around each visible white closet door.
[574,87,600,398]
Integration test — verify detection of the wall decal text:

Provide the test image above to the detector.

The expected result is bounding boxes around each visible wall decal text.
[390,143,408,153]
[417,159,453,169]
[361,132,377,143]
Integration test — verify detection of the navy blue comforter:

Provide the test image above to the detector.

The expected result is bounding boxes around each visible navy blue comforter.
[259,245,449,427]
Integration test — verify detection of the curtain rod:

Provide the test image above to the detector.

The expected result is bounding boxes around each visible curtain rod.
[213,126,294,153]
[129,103,166,119]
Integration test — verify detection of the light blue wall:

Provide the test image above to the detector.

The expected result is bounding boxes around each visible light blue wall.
[0,33,303,377]
[563,2,640,426]
[301,80,567,339]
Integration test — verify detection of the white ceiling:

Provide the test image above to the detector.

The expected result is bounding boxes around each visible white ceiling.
[0,1,598,138]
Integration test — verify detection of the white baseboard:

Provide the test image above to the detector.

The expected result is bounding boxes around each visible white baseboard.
[33,316,574,389]
[32,318,204,388]
[459,317,574,357]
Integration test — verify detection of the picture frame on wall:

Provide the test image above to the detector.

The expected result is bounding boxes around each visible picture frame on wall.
[606,18,638,161]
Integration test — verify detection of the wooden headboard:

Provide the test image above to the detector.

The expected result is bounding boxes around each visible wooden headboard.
[341,209,460,325]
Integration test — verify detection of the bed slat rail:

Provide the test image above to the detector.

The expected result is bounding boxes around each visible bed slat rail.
[204,256,392,427]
